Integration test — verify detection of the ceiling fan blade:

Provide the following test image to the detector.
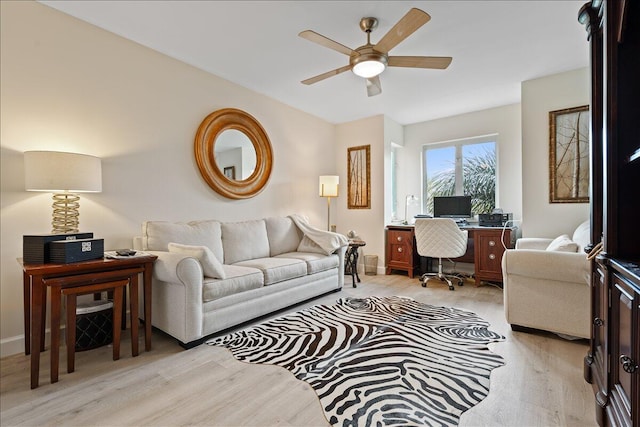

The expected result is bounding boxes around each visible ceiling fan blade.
[366,76,382,97]
[301,64,352,85]
[388,56,452,69]
[374,8,431,54]
[298,30,356,56]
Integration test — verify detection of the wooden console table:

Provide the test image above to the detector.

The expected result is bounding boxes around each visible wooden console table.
[385,224,519,285]
[19,254,157,388]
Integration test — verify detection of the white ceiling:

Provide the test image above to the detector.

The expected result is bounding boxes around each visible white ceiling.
[39,1,589,125]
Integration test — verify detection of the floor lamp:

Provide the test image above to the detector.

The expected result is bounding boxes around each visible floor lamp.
[24,151,102,234]
[319,175,339,231]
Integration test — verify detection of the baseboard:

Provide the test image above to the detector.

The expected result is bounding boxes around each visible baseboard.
[0,328,57,359]
[1,308,133,359]
[1,335,27,359]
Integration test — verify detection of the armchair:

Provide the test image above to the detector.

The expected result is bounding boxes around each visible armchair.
[501,220,591,338]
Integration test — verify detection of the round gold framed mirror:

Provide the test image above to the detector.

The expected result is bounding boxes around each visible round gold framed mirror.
[194,108,273,199]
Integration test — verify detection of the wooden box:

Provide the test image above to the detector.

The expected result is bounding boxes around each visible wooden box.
[23,233,94,264]
[48,238,104,264]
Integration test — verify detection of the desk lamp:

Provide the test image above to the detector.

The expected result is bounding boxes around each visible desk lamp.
[404,195,419,224]
[24,151,102,234]
[319,175,339,231]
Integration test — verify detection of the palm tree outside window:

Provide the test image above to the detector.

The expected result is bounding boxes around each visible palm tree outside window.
[423,136,496,216]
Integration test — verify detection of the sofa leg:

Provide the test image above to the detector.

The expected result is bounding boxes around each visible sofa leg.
[510,324,533,333]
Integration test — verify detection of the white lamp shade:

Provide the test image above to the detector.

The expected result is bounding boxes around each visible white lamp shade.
[24,151,102,192]
[319,175,339,197]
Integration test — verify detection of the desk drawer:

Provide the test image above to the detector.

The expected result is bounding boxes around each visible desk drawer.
[385,227,418,278]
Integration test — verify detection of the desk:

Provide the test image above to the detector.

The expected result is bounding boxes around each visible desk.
[385,224,519,285]
[19,254,157,388]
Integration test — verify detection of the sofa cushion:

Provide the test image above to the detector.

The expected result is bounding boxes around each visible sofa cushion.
[265,217,303,256]
[275,252,339,274]
[202,265,263,302]
[168,243,226,279]
[222,220,270,264]
[143,220,223,261]
[233,257,307,285]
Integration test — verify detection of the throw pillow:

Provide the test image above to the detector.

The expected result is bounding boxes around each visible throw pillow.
[168,242,226,279]
[546,234,578,252]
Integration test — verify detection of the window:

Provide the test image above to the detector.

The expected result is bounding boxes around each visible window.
[423,136,496,216]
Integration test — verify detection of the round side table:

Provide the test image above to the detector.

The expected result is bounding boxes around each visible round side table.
[345,240,366,288]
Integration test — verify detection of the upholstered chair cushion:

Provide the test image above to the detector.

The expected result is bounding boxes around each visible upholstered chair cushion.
[572,220,591,252]
[414,218,468,259]
[546,234,578,252]
[168,243,226,279]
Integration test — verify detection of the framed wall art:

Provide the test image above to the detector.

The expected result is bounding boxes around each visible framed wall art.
[223,166,236,180]
[549,105,590,203]
[347,145,371,209]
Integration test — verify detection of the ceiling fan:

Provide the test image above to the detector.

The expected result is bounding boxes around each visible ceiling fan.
[299,8,452,97]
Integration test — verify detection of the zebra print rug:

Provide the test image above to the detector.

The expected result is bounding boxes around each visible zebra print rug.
[207,296,505,426]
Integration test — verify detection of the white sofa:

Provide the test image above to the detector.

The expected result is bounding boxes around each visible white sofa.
[501,220,591,339]
[135,215,347,347]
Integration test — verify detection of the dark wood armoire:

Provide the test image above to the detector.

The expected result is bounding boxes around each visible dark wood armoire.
[580,1,640,426]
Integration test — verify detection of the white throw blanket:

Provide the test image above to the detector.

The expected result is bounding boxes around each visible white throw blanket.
[290,214,348,255]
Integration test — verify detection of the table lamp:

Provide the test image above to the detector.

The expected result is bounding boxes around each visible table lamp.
[319,175,339,231]
[24,151,102,234]
[404,195,419,224]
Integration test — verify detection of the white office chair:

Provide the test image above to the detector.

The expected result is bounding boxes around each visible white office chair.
[414,218,468,291]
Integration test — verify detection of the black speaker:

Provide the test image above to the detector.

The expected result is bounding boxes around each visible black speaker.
[479,213,513,226]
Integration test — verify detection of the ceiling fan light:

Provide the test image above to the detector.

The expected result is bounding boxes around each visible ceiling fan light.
[352,60,386,78]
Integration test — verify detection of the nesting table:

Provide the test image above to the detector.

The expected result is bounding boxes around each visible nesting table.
[18,254,157,388]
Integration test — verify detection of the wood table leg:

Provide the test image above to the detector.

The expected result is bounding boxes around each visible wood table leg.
[66,295,77,373]
[143,263,152,352]
[23,271,30,355]
[30,276,43,389]
[50,285,61,384]
[112,285,123,361]
[40,286,46,352]
[129,275,139,357]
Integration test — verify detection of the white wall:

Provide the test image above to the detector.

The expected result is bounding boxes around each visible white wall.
[401,104,523,221]
[0,1,336,357]
[334,116,387,273]
[521,68,589,237]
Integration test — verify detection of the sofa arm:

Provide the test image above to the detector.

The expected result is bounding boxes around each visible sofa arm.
[515,238,553,250]
[502,249,590,284]
[148,251,204,286]
[146,251,205,344]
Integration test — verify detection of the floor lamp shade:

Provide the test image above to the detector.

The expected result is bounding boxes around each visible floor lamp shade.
[24,151,102,233]
[319,175,339,197]
[319,175,339,231]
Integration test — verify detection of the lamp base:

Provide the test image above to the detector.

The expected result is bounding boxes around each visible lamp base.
[52,192,80,234]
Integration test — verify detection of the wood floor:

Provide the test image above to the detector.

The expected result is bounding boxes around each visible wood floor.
[1,273,596,426]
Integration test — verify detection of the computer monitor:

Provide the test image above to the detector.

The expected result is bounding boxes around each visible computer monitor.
[433,196,472,219]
